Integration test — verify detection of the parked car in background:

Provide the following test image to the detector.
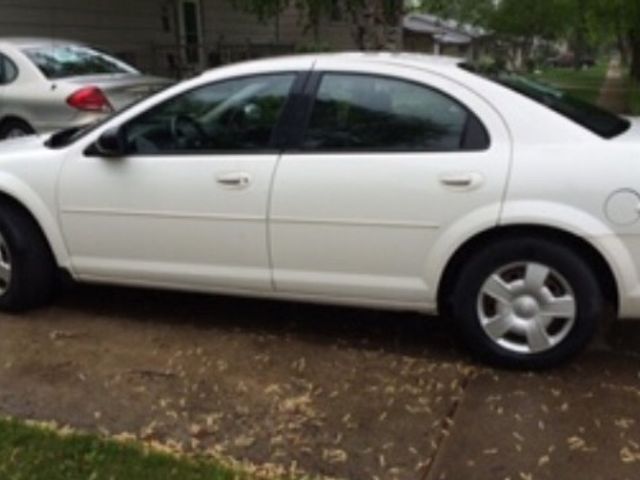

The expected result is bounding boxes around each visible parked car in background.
[0,38,171,140]
[0,53,637,369]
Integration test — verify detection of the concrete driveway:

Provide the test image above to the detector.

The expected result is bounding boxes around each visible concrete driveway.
[0,284,639,480]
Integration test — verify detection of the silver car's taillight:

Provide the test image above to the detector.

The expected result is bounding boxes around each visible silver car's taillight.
[66,87,113,113]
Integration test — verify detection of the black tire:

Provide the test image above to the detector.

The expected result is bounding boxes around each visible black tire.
[0,202,56,312]
[0,119,35,140]
[449,236,604,369]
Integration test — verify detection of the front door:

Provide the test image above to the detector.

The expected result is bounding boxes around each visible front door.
[270,65,511,306]
[58,73,298,292]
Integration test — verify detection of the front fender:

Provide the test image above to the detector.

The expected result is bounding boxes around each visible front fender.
[0,173,70,269]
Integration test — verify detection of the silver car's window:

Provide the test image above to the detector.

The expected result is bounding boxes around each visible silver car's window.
[23,45,137,80]
[0,54,18,84]
[302,73,488,152]
[123,74,296,154]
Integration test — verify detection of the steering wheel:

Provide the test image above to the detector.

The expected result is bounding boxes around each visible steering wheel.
[170,114,208,148]
[218,107,246,131]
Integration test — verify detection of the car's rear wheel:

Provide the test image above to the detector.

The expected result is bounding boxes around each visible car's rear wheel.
[449,237,604,369]
[0,119,35,140]
[0,203,55,312]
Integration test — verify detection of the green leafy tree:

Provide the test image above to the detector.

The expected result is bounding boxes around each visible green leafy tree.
[590,0,640,77]
[230,0,407,50]
[491,0,567,43]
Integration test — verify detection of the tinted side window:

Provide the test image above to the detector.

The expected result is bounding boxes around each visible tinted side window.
[302,74,488,152]
[0,54,18,85]
[124,73,296,154]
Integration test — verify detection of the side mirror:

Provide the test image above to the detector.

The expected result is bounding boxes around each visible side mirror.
[91,128,126,158]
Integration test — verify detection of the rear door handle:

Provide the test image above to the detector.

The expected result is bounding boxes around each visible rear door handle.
[216,172,251,189]
[439,172,484,190]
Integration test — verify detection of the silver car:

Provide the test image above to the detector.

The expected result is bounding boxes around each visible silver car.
[0,38,172,140]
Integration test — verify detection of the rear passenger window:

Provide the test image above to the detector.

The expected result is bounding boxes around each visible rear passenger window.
[0,54,18,85]
[302,73,489,152]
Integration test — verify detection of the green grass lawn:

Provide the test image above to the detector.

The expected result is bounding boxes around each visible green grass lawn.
[0,418,242,480]
[527,62,609,104]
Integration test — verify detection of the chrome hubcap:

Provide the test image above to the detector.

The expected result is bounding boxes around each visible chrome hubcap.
[477,262,576,355]
[0,233,11,295]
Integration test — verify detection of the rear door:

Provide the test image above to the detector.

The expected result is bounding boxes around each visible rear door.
[269,60,511,306]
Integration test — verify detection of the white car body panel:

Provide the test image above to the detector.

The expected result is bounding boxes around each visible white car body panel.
[0,136,70,267]
[499,139,640,317]
[58,152,279,291]
[0,53,639,319]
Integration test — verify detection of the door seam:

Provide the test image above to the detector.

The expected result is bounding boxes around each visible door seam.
[266,152,283,292]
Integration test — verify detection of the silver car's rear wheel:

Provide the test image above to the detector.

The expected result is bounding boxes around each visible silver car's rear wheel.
[4,128,29,139]
[477,262,576,355]
[0,120,34,140]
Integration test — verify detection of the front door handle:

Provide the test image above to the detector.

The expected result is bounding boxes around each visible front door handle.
[439,172,484,190]
[216,172,251,189]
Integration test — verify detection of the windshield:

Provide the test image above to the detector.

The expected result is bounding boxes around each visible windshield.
[462,64,630,139]
[24,45,138,79]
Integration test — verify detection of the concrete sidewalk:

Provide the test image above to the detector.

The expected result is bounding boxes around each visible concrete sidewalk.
[426,325,640,480]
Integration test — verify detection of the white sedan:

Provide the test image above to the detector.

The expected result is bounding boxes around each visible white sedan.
[0,53,636,368]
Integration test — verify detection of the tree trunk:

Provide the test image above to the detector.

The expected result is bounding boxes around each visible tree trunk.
[629,30,640,81]
[615,15,629,67]
[344,3,373,50]
[344,0,404,51]
[631,40,640,81]
[383,0,404,50]
[521,37,535,72]
[572,0,588,71]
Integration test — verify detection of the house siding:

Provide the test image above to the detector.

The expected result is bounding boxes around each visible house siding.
[0,0,173,71]
[0,0,355,76]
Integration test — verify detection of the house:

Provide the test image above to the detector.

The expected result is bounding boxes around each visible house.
[403,12,491,59]
[0,0,354,77]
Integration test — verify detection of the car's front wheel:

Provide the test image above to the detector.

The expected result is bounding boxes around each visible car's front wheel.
[0,203,55,312]
[450,237,604,369]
